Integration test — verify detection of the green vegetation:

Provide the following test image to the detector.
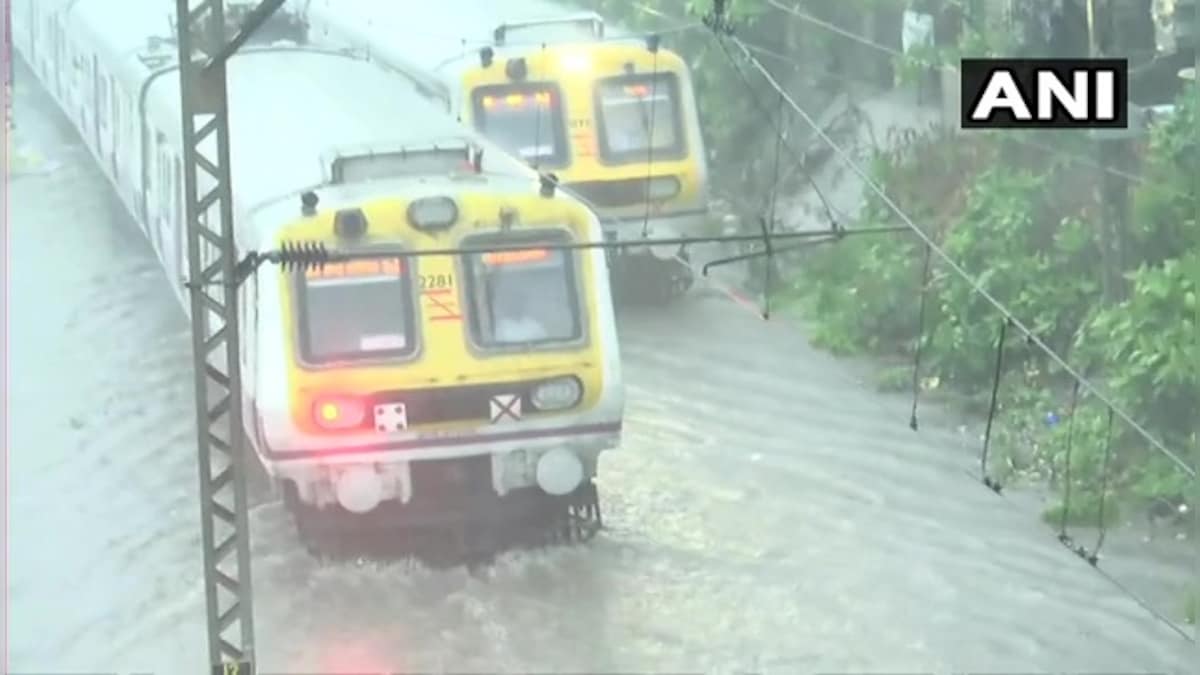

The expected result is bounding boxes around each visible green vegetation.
[584,0,1196,504]
[781,87,1197,512]
[580,0,1197,617]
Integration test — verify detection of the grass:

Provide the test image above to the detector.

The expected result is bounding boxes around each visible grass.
[1041,492,1123,529]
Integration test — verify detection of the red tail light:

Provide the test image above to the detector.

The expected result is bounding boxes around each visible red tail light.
[313,395,366,430]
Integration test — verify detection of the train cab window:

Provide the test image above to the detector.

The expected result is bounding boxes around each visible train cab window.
[295,258,417,364]
[471,85,568,167]
[464,234,581,348]
[595,73,685,163]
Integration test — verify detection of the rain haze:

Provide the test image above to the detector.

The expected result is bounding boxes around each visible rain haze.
[6,0,1198,673]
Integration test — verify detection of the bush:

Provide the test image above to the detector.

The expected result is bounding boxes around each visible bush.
[578,0,1197,508]
[784,85,1198,508]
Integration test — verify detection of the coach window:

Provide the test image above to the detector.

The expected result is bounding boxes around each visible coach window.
[98,73,107,120]
[294,256,417,365]
[173,158,182,227]
[594,73,685,164]
[471,84,568,168]
[463,231,582,349]
[110,79,119,134]
[176,160,187,276]
[160,153,170,221]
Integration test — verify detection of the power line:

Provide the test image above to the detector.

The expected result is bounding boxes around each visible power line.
[693,10,1199,643]
[615,1,1193,477]
[720,34,1194,479]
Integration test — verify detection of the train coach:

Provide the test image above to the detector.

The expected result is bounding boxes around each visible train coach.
[299,0,711,303]
[12,0,624,553]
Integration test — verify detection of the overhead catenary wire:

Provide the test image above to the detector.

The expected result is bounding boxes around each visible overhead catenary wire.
[344,1,1192,479]
[695,11,1198,644]
[720,35,1194,480]
[222,225,910,285]
[344,1,1172,195]
[657,0,1198,645]
[522,3,1194,483]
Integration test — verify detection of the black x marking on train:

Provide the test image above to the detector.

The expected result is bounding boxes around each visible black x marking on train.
[490,394,521,423]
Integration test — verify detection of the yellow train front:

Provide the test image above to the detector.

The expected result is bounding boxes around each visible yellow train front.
[457,32,711,302]
[250,173,623,552]
[301,4,711,301]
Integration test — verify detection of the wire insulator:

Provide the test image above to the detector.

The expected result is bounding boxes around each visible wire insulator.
[275,241,331,271]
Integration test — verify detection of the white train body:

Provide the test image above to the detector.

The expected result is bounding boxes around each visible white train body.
[12,0,624,524]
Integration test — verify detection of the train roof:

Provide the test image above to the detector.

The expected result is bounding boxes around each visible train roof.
[311,0,653,74]
[142,48,477,194]
[55,0,545,248]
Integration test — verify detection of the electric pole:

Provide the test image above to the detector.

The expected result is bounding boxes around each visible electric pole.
[174,1,285,673]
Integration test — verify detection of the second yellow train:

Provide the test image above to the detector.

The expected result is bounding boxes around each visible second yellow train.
[299,0,711,302]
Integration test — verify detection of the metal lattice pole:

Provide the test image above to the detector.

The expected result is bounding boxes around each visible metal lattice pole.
[174,1,284,672]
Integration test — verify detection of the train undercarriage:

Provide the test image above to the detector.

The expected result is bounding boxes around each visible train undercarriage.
[279,458,604,565]
[608,246,696,305]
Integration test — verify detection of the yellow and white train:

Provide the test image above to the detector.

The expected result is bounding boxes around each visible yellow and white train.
[299,0,711,302]
[13,0,624,551]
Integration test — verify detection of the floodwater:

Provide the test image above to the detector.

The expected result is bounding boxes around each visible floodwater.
[7,60,1196,674]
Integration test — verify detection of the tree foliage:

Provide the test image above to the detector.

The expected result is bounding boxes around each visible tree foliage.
[575,3,1197,507]
[787,84,1198,514]
[578,0,1196,620]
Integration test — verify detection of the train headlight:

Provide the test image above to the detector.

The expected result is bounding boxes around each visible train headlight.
[313,395,366,430]
[559,51,591,73]
[335,466,383,513]
[536,448,584,496]
[531,377,582,411]
[646,176,681,201]
[407,196,458,231]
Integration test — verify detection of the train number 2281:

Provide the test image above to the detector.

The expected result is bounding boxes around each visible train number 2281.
[419,274,453,290]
